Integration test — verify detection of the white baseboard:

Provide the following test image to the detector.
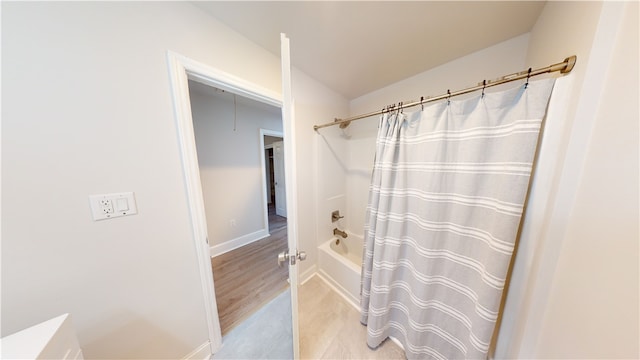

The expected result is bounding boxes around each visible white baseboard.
[317,270,360,311]
[181,341,211,360]
[299,264,317,285]
[210,228,270,257]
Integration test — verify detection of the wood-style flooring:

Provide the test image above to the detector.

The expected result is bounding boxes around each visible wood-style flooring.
[211,204,289,335]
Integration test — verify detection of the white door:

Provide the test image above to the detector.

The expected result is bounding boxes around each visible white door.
[280,33,303,360]
[273,140,287,217]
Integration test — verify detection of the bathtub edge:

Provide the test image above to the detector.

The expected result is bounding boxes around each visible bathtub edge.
[316,271,360,311]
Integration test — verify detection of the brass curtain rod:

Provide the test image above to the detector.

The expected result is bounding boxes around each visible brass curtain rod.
[313,55,577,131]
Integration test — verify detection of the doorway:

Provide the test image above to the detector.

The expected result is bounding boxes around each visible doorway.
[167,37,301,357]
[187,80,293,358]
[262,133,286,219]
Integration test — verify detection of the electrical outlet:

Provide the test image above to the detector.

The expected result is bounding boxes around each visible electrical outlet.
[90,192,137,221]
[100,199,114,214]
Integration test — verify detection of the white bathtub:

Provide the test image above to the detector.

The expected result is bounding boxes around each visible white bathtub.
[317,233,363,307]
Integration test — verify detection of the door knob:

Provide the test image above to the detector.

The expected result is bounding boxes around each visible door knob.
[277,250,306,266]
[297,250,307,261]
[278,250,289,266]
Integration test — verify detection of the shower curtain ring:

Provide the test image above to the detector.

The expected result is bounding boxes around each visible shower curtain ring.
[447,89,451,105]
[482,80,487,98]
[420,96,424,111]
[525,67,532,89]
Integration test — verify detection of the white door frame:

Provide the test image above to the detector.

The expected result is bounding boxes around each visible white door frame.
[166,51,287,355]
[259,129,284,233]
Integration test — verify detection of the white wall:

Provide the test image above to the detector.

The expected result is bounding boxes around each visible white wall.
[535,5,639,356]
[495,2,639,358]
[1,2,347,358]
[189,82,282,250]
[342,34,530,236]
[506,2,638,358]
[349,33,531,117]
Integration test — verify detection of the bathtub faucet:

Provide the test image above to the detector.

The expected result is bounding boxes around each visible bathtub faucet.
[333,228,348,238]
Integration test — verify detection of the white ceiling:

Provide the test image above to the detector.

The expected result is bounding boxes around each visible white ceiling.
[193,1,546,100]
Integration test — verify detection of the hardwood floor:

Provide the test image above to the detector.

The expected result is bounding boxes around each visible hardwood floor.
[268,203,287,233]
[211,204,289,335]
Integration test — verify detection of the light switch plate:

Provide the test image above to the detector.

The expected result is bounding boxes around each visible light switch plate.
[89,192,137,221]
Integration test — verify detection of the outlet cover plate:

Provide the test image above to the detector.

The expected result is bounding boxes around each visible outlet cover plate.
[89,192,137,221]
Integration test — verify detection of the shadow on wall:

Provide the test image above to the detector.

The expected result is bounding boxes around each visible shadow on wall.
[82,311,194,359]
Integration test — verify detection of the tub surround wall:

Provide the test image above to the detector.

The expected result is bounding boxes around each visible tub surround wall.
[344,122,378,237]
[316,124,349,243]
[316,120,357,304]
[294,69,350,280]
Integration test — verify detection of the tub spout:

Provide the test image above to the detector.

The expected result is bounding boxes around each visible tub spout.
[333,228,348,238]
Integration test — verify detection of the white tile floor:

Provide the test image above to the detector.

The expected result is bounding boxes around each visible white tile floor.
[212,275,405,359]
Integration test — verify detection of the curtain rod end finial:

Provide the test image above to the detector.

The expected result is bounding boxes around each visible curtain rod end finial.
[561,55,577,74]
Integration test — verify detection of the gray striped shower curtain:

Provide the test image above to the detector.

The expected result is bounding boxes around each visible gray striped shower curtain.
[360,79,556,359]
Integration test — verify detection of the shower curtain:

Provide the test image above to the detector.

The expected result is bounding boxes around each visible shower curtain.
[360,79,556,359]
